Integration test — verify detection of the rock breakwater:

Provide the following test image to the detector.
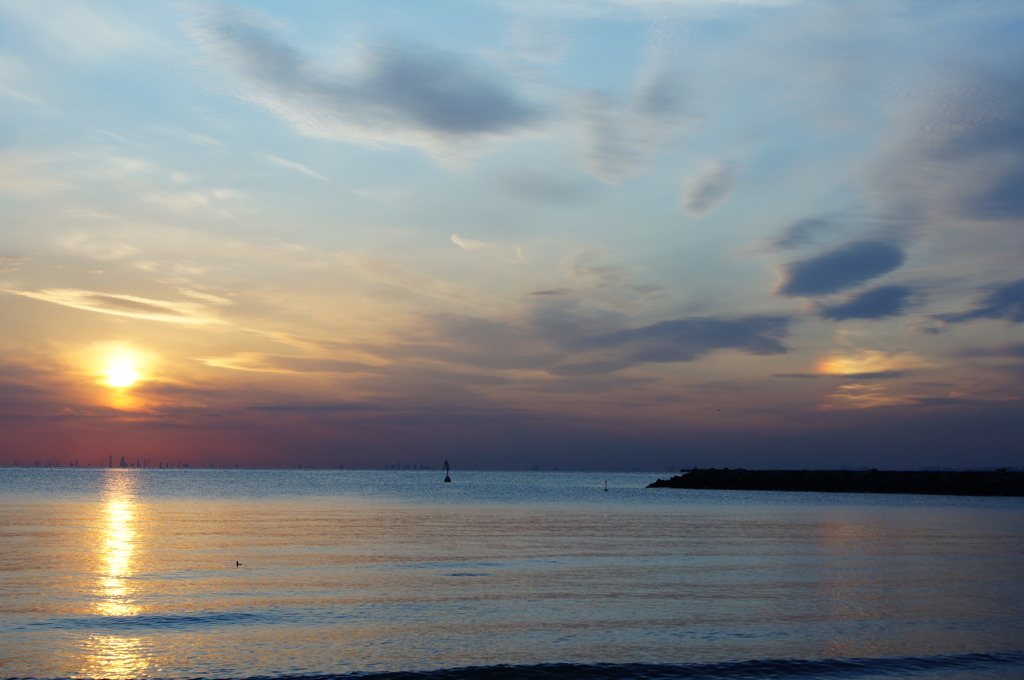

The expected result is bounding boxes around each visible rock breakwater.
[647,468,1024,496]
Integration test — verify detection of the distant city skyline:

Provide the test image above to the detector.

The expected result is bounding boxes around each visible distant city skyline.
[2,1,1023,470]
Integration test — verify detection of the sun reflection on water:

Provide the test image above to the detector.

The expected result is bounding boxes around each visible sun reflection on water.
[98,472,140,617]
[78,635,148,680]
[98,494,139,617]
[79,470,150,678]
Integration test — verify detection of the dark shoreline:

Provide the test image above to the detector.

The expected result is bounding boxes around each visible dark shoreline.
[648,468,1024,497]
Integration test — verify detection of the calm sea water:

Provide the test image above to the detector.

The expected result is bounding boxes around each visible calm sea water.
[1,467,1023,680]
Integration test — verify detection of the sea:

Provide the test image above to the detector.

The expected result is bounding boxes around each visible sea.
[1,467,1023,680]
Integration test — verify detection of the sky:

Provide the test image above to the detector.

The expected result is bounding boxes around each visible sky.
[2,0,1023,471]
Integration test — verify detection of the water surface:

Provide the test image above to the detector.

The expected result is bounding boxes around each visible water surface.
[1,468,1022,679]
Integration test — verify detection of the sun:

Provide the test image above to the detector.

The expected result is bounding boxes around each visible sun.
[104,358,141,388]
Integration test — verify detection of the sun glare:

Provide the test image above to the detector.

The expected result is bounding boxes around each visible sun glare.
[92,344,150,390]
[105,359,140,388]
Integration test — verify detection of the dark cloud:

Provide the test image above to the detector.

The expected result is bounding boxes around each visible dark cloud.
[771,217,837,250]
[364,303,791,378]
[935,278,1024,324]
[361,46,539,135]
[528,298,625,346]
[778,240,905,297]
[818,285,914,321]
[955,343,1024,359]
[574,315,790,365]
[195,9,540,153]
[683,162,738,216]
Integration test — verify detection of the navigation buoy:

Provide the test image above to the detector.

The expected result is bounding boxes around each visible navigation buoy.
[443,459,451,483]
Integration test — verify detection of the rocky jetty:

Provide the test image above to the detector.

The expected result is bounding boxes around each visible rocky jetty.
[647,468,1024,497]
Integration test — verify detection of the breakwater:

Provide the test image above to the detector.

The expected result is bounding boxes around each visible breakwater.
[648,468,1024,496]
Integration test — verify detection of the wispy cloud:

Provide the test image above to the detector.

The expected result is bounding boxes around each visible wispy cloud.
[7,288,229,325]
[683,161,738,216]
[0,152,72,196]
[934,279,1024,325]
[190,7,543,162]
[253,152,327,180]
[770,216,840,250]
[817,285,915,321]
[451,234,486,251]
[578,67,693,182]
[0,255,28,273]
[199,353,378,374]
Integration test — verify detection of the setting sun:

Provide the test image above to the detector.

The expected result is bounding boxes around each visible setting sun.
[104,359,141,388]
[89,343,151,391]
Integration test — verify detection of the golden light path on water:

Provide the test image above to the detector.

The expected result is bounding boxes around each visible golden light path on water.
[78,470,148,679]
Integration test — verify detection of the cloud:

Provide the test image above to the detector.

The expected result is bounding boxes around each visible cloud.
[578,67,693,182]
[817,285,914,321]
[372,299,791,377]
[381,315,563,371]
[7,288,228,325]
[567,251,664,299]
[501,171,590,204]
[873,58,1024,231]
[201,353,378,374]
[821,383,914,410]
[777,240,904,297]
[253,152,327,179]
[774,371,903,380]
[935,278,1024,324]
[0,1,162,61]
[922,67,1024,221]
[141,188,245,214]
[528,288,571,296]
[560,315,790,373]
[770,217,838,250]
[451,234,486,251]
[0,255,28,273]
[0,152,72,196]
[683,162,738,216]
[191,8,542,161]
[955,343,1024,360]
[247,402,374,413]
[815,350,930,377]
